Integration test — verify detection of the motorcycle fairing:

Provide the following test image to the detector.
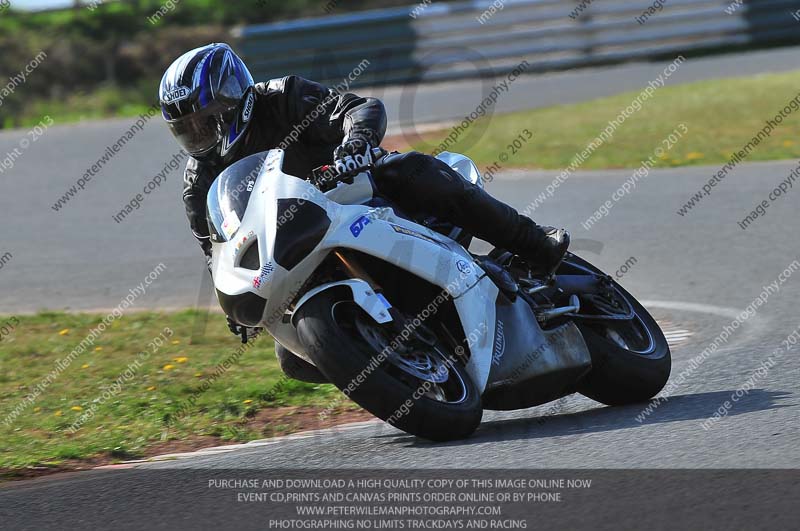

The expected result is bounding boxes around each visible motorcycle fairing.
[211,149,500,392]
[482,292,592,410]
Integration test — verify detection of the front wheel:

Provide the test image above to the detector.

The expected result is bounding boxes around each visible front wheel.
[294,289,483,441]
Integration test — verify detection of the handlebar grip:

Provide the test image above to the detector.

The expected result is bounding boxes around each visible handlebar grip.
[310,147,387,192]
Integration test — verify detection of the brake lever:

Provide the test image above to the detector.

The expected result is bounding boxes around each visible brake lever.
[311,163,372,192]
[311,165,345,192]
[311,148,386,192]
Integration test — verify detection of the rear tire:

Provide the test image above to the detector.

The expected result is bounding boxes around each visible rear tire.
[565,256,671,406]
[295,289,483,441]
[576,304,671,405]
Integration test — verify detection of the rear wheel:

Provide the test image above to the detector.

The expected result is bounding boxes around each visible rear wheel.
[294,289,482,441]
[577,298,671,405]
[565,257,671,405]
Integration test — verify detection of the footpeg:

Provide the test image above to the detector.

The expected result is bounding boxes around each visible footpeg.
[535,295,580,322]
[521,278,551,295]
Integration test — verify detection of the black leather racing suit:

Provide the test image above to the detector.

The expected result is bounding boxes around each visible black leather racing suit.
[182,75,551,269]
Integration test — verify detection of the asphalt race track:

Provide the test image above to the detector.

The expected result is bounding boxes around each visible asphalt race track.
[3,158,800,529]
[2,49,800,529]
[8,158,800,468]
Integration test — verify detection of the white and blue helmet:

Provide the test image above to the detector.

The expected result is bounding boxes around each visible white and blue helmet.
[159,43,255,162]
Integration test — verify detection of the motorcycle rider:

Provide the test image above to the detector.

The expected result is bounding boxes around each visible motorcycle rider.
[159,43,570,379]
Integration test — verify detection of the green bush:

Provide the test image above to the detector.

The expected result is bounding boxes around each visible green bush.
[0,0,434,128]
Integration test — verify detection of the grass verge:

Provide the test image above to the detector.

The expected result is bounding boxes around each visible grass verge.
[411,69,800,170]
[0,311,365,476]
[10,83,159,129]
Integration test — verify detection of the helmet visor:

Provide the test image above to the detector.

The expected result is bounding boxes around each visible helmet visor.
[166,100,237,157]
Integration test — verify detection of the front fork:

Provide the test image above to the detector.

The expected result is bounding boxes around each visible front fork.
[331,250,449,350]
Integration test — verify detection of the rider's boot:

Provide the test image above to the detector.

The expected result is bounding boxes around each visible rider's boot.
[276,342,329,383]
[509,220,571,277]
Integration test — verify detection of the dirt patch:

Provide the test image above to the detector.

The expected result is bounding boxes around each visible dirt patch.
[381,134,415,154]
[240,405,374,437]
[1,406,374,482]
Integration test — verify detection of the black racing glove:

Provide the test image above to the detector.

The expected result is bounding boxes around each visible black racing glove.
[333,136,375,173]
[226,316,261,344]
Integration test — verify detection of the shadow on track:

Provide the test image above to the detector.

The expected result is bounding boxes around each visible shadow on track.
[378,389,792,447]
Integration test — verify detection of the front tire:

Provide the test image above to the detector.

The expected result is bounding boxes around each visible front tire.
[295,289,482,441]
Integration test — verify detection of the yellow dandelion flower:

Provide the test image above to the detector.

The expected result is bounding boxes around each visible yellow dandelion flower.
[70,406,82,411]
[94,346,103,352]
[171,340,180,345]
[81,364,90,369]
[194,373,203,377]
[686,152,704,160]
[33,407,41,413]
[174,356,189,363]
[163,364,175,371]
[58,329,70,336]
[147,386,157,391]
[243,399,253,404]
[54,410,62,417]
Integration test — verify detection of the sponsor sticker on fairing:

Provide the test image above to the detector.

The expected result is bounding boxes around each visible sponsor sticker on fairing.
[350,215,371,237]
[221,211,241,239]
[234,231,255,256]
[253,262,275,289]
[492,320,506,366]
[390,224,447,247]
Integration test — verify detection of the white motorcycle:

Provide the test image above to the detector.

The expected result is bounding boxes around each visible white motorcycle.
[208,149,670,441]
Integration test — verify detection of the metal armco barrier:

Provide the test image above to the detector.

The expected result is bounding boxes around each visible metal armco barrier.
[234,0,800,86]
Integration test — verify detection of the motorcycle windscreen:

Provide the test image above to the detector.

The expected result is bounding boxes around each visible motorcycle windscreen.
[207,152,269,243]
